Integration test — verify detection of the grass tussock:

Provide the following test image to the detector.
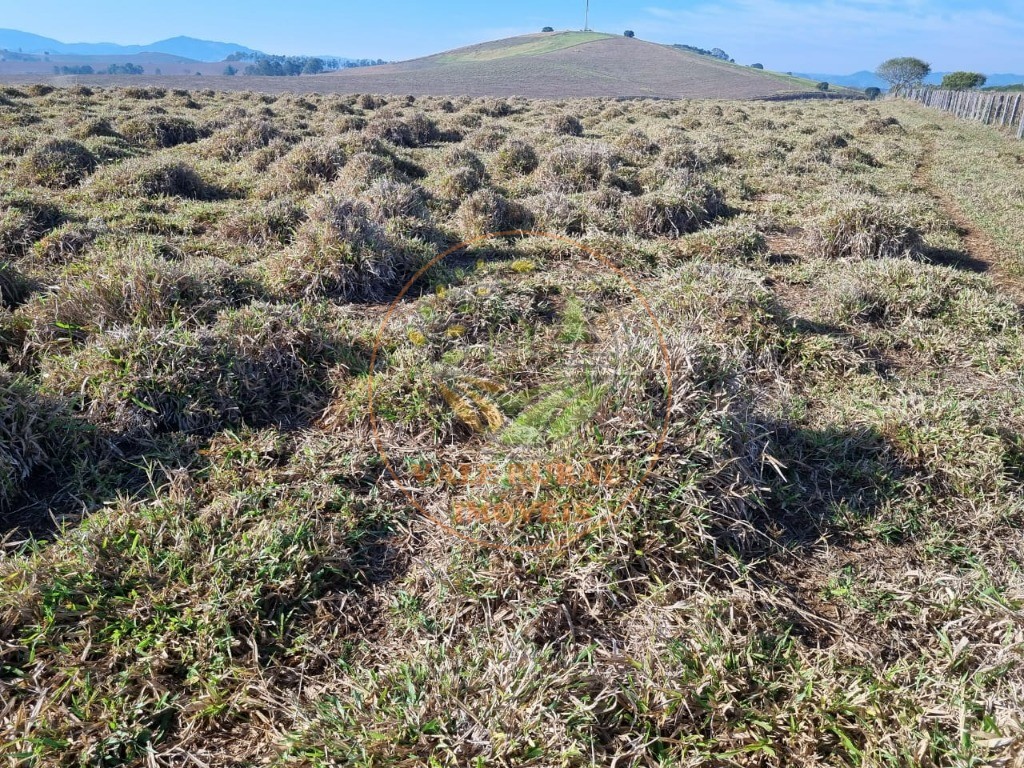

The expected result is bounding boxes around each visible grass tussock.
[16,138,97,188]
[1,88,1023,768]
[269,194,422,300]
[42,303,348,436]
[91,157,214,199]
[810,197,922,259]
[119,115,201,148]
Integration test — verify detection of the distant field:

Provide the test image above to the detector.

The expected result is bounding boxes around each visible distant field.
[434,31,615,63]
[1,83,1022,766]
[0,32,854,100]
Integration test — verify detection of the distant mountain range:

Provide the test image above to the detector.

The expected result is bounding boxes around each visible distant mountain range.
[0,28,262,62]
[793,70,1024,91]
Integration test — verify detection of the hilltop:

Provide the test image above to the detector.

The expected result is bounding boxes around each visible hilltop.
[325,31,839,99]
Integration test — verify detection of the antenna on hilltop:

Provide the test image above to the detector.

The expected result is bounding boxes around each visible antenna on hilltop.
[584,0,590,31]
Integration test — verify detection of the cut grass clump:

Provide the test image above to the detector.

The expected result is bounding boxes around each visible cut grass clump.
[22,250,228,349]
[365,110,439,148]
[269,195,420,301]
[91,157,214,200]
[810,197,921,259]
[433,148,488,202]
[0,369,85,513]
[257,137,350,197]
[620,179,725,237]
[454,188,533,238]
[206,117,281,160]
[673,219,769,262]
[42,303,348,435]
[860,116,906,135]
[334,151,405,196]
[495,139,539,176]
[548,113,584,136]
[0,194,62,256]
[119,115,201,149]
[820,258,1018,332]
[0,262,31,309]
[16,139,97,188]
[218,199,305,246]
[70,117,119,140]
[541,142,619,193]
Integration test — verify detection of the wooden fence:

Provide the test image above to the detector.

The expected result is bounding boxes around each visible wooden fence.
[904,88,1024,140]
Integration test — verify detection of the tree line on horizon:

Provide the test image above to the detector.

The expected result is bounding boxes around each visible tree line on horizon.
[876,58,990,94]
[223,51,386,77]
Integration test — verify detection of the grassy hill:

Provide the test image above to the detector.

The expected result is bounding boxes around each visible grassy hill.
[0,31,858,100]
[324,31,846,99]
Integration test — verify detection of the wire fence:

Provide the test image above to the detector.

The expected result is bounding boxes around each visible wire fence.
[904,88,1024,140]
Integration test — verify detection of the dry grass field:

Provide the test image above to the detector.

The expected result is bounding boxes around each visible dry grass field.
[0,83,1022,767]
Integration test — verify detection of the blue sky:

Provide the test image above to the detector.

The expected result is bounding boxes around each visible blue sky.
[1,0,1021,72]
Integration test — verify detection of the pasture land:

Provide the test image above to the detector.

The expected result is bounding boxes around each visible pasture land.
[0,33,847,100]
[0,85,1022,766]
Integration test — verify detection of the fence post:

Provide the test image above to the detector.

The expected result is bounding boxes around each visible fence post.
[903,88,1023,140]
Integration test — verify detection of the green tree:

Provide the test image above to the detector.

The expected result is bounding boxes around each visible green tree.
[223,65,237,76]
[750,63,764,69]
[542,26,554,32]
[941,71,987,90]
[876,57,931,95]
[865,87,882,100]
[817,81,830,92]
[624,30,635,38]
[302,58,325,75]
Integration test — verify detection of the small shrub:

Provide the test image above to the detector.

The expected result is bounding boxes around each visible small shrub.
[810,198,921,259]
[119,115,200,148]
[17,139,97,188]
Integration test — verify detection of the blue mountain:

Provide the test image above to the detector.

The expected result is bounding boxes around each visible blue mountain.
[794,70,1024,91]
[0,28,261,61]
